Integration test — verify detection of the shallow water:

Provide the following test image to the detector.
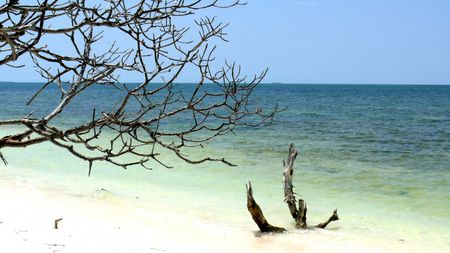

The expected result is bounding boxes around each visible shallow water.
[1,83,449,251]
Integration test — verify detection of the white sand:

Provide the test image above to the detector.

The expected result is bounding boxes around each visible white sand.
[0,179,423,253]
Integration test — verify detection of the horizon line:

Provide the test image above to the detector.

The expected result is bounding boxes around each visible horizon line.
[0,81,449,86]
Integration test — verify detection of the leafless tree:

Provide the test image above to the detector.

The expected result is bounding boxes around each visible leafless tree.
[0,0,279,174]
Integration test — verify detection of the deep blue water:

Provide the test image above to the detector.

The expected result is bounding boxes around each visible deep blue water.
[251,84,450,172]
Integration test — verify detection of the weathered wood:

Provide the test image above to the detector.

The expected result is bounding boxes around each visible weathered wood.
[246,181,286,233]
[316,209,339,229]
[297,199,307,228]
[54,218,63,229]
[283,143,308,228]
[283,143,338,229]
[246,143,339,232]
[0,151,7,165]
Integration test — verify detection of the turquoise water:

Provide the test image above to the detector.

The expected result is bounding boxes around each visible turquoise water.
[1,83,449,250]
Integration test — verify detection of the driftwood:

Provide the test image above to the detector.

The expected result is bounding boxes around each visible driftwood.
[54,218,63,229]
[246,143,339,233]
[283,145,308,228]
[246,182,286,233]
[316,209,339,228]
[283,143,339,229]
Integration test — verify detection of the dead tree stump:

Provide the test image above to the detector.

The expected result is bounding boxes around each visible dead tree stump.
[283,144,308,228]
[246,143,339,232]
[283,143,339,229]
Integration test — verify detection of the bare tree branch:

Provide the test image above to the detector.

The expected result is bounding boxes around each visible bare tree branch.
[0,0,281,172]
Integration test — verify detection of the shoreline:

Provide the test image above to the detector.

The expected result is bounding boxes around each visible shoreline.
[0,176,437,253]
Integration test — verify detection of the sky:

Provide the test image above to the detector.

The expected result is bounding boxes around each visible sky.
[1,0,450,84]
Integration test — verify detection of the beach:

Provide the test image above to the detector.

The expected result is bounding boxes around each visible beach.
[1,84,449,252]
[1,0,450,251]
[0,177,428,253]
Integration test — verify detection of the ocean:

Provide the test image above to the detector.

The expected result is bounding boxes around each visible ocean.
[1,83,449,251]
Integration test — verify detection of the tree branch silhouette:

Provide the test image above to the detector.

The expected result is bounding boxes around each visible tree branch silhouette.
[0,0,280,172]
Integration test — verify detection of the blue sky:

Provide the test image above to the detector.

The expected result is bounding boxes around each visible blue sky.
[215,0,450,84]
[1,0,450,84]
